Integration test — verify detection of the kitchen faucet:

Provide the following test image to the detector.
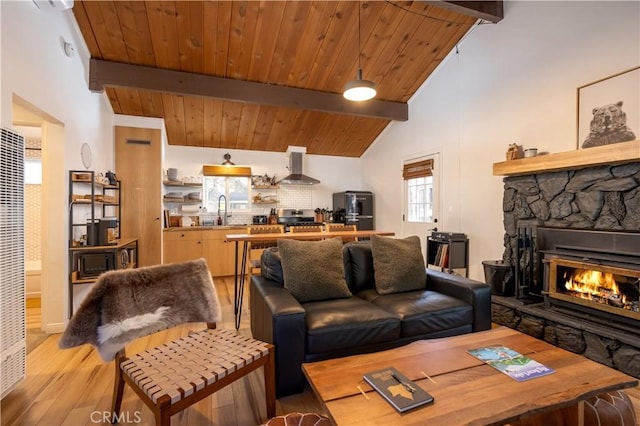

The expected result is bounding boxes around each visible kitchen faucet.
[217,195,227,226]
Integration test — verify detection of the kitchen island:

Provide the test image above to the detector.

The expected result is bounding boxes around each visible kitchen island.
[227,229,395,329]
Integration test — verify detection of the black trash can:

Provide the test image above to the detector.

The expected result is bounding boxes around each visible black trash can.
[482,260,514,296]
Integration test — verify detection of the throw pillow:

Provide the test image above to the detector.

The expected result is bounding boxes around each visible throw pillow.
[277,238,352,303]
[260,247,284,284]
[370,235,427,295]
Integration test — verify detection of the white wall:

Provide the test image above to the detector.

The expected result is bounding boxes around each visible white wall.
[362,1,640,281]
[1,1,115,331]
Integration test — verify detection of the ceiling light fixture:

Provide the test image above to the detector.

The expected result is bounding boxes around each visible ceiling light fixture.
[343,2,376,102]
[222,153,235,166]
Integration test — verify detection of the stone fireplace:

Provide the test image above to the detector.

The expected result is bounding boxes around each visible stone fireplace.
[491,141,640,378]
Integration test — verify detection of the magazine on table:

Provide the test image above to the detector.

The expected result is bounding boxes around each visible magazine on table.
[363,367,434,413]
[467,345,555,382]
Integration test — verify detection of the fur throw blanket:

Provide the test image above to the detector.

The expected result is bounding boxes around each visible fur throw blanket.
[59,258,222,361]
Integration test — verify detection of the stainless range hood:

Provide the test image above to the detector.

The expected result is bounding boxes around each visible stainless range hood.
[279,150,320,185]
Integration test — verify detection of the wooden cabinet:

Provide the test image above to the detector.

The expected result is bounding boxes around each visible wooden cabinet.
[163,228,244,277]
[163,230,203,264]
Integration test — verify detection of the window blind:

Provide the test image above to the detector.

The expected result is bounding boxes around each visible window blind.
[403,159,433,180]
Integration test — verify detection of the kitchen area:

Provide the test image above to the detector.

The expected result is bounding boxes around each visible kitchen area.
[161,145,375,276]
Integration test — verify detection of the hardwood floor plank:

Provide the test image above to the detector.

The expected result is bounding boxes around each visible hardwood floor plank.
[3,277,638,425]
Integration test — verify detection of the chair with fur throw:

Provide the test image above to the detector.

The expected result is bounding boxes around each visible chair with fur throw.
[59,258,275,425]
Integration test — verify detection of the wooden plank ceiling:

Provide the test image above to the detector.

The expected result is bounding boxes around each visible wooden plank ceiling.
[72,1,489,157]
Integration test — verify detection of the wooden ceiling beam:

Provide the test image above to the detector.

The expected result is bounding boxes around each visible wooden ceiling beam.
[433,1,503,23]
[89,59,408,122]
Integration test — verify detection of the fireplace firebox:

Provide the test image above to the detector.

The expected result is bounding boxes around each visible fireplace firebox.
[538,227,640,331]
[546,257,639,322]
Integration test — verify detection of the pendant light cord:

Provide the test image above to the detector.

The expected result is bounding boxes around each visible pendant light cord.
[357,1,361,70]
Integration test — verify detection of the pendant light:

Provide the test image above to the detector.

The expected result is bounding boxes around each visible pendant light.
[343,2,376,102]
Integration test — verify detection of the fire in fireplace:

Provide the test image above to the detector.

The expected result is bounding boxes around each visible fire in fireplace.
[548,258,640,322]
[538,227,640,330]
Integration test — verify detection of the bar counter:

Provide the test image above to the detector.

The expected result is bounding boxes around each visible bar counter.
[227,229,395,329]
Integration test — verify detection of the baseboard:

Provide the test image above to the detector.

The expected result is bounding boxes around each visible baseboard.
[45,323,65,334]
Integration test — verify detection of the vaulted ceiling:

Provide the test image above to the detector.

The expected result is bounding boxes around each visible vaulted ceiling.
[72,1,502,157]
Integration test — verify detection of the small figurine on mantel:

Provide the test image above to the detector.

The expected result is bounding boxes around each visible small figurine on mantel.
[506,143,522,160]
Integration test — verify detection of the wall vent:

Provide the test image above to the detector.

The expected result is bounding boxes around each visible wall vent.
[1,128,26,399]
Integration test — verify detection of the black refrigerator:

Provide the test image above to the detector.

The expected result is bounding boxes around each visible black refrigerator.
[332,191,374,230]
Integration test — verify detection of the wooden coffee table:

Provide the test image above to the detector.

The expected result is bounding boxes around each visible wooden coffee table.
[302,327,637,425]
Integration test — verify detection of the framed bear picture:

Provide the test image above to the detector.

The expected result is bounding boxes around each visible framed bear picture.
[576,66,639,149]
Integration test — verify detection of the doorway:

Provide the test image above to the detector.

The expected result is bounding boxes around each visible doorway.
[402,152,441,262]
[16,125,43,308]
[13,95,66,333]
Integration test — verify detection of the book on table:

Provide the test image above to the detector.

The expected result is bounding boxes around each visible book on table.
[467,345,555,382]
[363,367,434,413]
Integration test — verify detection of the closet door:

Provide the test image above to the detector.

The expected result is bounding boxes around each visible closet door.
[115,126,162,267]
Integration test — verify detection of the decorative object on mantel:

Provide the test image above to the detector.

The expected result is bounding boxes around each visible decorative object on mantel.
[577,66,639,149]
[523,148,538,158]
[505,143,522,160]
[493,140,640,177]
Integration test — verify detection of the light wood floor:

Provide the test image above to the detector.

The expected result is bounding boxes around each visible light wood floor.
[3,277,639,425]
[3,277,323,426]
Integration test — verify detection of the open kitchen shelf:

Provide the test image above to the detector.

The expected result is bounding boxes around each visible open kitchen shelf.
[163,199,202,204]
[252,184,279,206]
[163,180,202,187]
[163,179,202,206]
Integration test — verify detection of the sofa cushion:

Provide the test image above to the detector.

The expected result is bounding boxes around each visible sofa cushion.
[343,241,376,293]
[358,288,474,337]
[260,247,284,284]
[370,235,427,295]
[303,297,400,354]
[277,238,352,303]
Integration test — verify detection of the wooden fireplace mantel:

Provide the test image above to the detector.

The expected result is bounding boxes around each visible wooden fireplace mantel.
[493,140,640,176]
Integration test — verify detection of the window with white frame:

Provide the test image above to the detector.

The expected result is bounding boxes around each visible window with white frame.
[404,159,434,223]
[202,175,250,213]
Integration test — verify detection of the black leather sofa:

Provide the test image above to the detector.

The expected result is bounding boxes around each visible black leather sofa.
[250,241,491,397]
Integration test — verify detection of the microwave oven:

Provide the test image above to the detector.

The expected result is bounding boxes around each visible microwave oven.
[78,252,115,278]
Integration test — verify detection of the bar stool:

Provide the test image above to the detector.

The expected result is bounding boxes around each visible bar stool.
[325,223,357,242]
[247,225,285,279]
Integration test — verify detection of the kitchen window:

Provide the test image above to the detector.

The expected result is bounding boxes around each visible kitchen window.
[202,176,250,213]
